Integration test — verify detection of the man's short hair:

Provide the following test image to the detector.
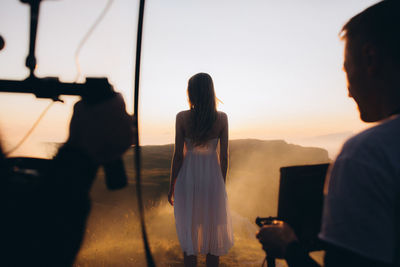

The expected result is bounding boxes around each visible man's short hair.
[340,0,400,65]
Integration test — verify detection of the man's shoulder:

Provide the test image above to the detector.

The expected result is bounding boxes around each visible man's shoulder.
[321,119,400,265]
[342,116,400,155]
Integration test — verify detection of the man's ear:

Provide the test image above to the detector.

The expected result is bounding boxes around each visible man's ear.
[362,43,379,76]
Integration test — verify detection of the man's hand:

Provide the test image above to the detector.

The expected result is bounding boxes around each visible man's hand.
[67,92,136,163]
[256,220,298,259]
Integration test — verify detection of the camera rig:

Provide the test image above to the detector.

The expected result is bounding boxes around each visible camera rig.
[0,1,156,266]
[0,0,114,101]
[0,0,128,190]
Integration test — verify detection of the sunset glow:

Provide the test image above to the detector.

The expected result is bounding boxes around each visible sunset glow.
[0,0,379,158]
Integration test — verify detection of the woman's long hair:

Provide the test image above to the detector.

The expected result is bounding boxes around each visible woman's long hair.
[187,73,217,145]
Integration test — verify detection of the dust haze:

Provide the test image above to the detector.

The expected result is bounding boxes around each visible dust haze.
[74,139,330,267]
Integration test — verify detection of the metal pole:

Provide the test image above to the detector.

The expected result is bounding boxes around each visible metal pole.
[133,0,156,266]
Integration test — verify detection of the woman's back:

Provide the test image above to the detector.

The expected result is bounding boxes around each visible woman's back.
[177,110,228,142]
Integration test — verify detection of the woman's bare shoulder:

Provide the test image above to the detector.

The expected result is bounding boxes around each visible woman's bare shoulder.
[217,111,228,121]
[176,110,191,119]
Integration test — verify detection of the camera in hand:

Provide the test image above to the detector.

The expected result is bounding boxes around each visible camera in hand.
[255,164,329,267]
[256,163,329,251]
[255,216,280,227]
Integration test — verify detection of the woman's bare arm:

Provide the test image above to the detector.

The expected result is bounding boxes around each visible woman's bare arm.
[219,113,228,183]
[169,113,185,205]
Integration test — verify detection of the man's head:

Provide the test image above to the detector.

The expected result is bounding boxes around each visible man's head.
[341,0,400,122]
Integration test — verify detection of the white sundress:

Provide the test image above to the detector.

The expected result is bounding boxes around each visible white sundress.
[174,138,234,256]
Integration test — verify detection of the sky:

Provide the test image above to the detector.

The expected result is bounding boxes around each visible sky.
[0,0,380,158]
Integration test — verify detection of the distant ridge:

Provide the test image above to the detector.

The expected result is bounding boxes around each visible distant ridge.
[122,138,330,180]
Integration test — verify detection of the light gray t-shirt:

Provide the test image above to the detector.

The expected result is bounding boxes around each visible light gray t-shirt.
[319,115,400,264]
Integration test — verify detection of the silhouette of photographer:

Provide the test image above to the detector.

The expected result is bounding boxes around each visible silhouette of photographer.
[2,93,135,266]
[257,1,400,266]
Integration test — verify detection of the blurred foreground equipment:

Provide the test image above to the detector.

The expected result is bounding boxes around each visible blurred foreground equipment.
[1,0,155,266]
[256,163,329,267]
[0,0,127,189]
[0,34,5,51]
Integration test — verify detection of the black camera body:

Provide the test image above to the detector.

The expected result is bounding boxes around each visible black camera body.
[255,216,279,227]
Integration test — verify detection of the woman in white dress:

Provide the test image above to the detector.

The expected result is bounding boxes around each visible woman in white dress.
[168,73,234,267]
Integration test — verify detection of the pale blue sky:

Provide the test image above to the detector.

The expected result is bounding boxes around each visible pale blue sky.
[0,0,379,157]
